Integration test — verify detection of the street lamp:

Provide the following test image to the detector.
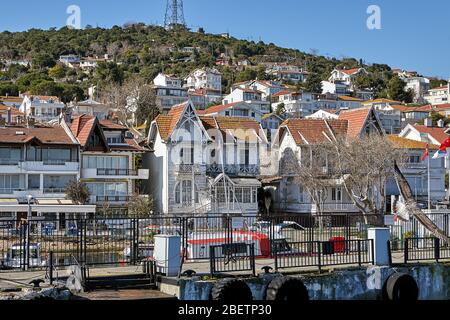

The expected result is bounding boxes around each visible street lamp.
[24,195,34,270]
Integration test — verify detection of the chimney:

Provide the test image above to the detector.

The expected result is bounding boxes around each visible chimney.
[6,108,12,125]
[437,119,445,128]
[424,118,433,127]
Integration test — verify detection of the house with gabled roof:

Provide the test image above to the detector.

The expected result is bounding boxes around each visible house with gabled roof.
[385,136,445,206]
[144,100,268,216]
[65,114,149,216]
[329,67,368,86]
[262,106,384,214]
[0,121,96,225]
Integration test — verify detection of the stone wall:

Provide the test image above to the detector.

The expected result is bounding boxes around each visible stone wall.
[176,263,450,300]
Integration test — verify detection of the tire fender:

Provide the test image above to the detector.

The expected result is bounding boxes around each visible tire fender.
[265,276,309,301]
[382,272,419,301]
[210,278,253,302]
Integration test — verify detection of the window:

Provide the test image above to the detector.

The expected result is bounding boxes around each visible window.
[175,180,197,205]
[83,156,129,169]
[331,187,342,202]
[299,185,304,203]
[44,175,76,190]
[28,175,40,190]
[0,148,21,162]
[0,175,20,193]
[242,188,251,203]
[180,147,194,164]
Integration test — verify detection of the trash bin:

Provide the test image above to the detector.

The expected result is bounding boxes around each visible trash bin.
[322,241,335,255]
[330,237,346,253]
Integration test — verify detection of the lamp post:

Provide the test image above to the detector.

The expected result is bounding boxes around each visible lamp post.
[24,195,33,270]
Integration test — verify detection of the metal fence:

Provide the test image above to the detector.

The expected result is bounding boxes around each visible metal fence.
[0,213,411,272]
[404,237,450,263]
[209,243,256,276]
[390,212,450,251]
[274,239,374,272]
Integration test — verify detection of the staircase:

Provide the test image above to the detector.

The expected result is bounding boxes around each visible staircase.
[84,273,157,292]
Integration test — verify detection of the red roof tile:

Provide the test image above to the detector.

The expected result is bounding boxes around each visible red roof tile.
[0,125,75,145]
[281,119,348,145]
[338,107,372,139]
[413,125,449,144]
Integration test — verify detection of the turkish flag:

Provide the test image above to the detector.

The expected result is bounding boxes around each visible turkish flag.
[422,144,429,161]
[440,137,450,151]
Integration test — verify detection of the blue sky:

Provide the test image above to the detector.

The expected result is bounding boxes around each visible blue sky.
[1,0,449,79]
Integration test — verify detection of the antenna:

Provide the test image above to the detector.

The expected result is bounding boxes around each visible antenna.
[164,0,186,29]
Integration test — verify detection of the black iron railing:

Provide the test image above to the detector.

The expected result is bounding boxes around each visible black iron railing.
[404,237,450,263]
[210,243,256,276]
[97,169,138,176]
[273,239,374,272]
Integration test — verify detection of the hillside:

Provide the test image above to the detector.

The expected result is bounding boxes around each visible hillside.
[0,23,443,103]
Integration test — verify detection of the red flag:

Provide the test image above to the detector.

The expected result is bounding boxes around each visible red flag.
[422,143,429,161]
[440,137,450,151]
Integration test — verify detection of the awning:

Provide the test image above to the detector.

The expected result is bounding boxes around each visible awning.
[35,198,75,205]
[0,199,19,205]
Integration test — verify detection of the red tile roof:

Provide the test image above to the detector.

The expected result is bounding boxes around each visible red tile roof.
[0,125,75,145]
[280,119,348,145]
[70,114,97,147]
[201,102,242,115]
[99,119,127,130]
[338,107,372,139]
[413,125,449,144]
[272,90,293,97]
[153,103,266,143]
[340,68,362,75]
[432,103,450,111]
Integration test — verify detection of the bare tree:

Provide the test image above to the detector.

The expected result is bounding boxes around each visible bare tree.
[280,144,334,219]
[330,135,406,223]
[99,75,158,127]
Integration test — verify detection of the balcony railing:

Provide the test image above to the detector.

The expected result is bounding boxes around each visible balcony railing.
[206,164,260,176]
[43,160,68,166]
[0,188,25,194]
[97,168,138,176]
[96,196,131,203]
[176,164,201,174]
[43,188,66,194]
[0,159,20,165]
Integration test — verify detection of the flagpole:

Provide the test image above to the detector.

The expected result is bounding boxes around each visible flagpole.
[428,151,431,211]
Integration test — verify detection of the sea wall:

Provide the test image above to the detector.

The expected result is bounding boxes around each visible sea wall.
[176,263,450,300]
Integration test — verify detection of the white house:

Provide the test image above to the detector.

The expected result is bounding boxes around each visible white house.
[223,87,271,114]
[67,115,149,216]
[321,80,351,96]
[232,80,285,100]
[198,101,263,123]
[144,100,267,217]
[153,73,189,112]
[20,95,66,123]
[0,122,96,225]
[264,106,384,214]
[402,77,430,103]
[185,67,222,95]
[70,99,111,120]
[328,68,368,86]
[386,136,446,205]
[424,84,449,106]
[265,64,308,83]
